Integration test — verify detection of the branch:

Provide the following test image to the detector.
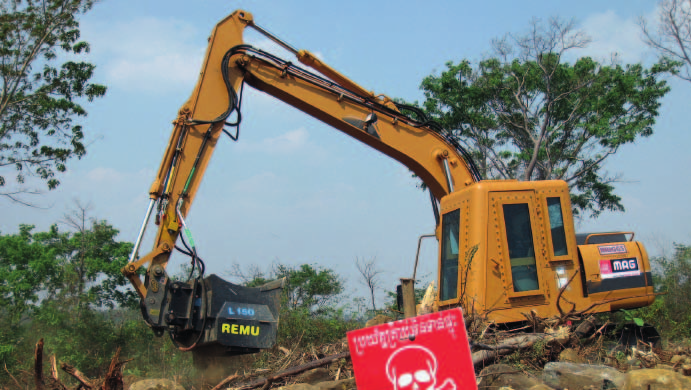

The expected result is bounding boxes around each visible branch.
[233,351,350,390]
[471,330,570,368]
[0,9,61,119]
[1,190,48,208]
[210,374,240,390]
[60,362,93,389]
[563,147,618,183]
[5,362,24,390]
[555,129,595,180]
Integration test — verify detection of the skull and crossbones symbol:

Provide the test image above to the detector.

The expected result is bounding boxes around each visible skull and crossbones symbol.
[385,345,456,390]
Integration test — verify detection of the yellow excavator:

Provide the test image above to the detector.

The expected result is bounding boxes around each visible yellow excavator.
[122,10,656,354]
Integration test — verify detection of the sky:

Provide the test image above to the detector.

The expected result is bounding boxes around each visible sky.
[2,0,690,308]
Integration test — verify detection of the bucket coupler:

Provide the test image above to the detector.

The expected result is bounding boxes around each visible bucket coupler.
[142,269,285,354]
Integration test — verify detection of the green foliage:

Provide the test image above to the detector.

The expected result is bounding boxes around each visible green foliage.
[414,19,673,217]
[1,305,194,382]
[0,0,107,199]
[0,219,136,317]
[245,263,344,314]
[0,210,140,380]
[620,309,645,327]
[277,307,360,347]
[39,220,136,310]
[0,224,57,325]
[0,229,357,382]
[630,244,691,340]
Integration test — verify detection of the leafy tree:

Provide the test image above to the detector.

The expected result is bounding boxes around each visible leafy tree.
[231,262,344,313]
[415,18,673,217]
[0,0,106,204]
[0,224,56,326]
[42,207,136,310]
[273,263,343,313]
[0,214,135,322]
[641,0,691,83]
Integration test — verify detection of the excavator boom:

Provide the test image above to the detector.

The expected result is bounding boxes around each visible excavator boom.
[122,9,480,353]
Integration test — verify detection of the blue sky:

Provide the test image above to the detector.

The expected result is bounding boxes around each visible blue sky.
[2,0,689,307]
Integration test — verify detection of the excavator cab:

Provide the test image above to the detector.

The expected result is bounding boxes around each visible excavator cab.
[435,179,656,324]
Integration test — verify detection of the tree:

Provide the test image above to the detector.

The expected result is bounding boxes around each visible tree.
[641,0,691,83]
[0,0,106,204]
[273,263,343,313]
[0,215,134,327]
[0,224,56,326]
[43,204,136,310]
[231,262,344,313]
[415,18,673,217]
[355,257,382,311]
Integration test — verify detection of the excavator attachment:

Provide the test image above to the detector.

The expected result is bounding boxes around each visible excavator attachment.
[142,270,285,354]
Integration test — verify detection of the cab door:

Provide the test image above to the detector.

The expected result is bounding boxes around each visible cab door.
[486,191,549,309]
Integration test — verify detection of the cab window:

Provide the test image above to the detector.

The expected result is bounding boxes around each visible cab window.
[440,209,460,301]
[503,203,539,292]
[547,197,568,256]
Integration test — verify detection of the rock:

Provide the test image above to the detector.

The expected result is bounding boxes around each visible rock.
[543,362,625,390]
[364,314,391,328]
[315,378,356,389]
[478,363,544,389]
[670,355,685,365]
[559,348,585,364]
[295,368,331,384]
[622,368,691,389]
[129,379,185,390]
[682,364,691,376]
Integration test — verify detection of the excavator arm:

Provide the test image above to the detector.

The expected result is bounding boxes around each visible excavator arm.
[122,10,480,353]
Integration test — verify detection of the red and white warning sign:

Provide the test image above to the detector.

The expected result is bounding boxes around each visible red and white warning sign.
[347,308,476,390]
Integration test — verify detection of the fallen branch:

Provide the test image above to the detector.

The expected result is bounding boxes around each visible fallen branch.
[209,373,239,390]
[60,363,93,389]
[472,328,571,368]
[233,351,350,390]
[588,321,611,341]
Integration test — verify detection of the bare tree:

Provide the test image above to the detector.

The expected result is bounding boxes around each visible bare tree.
[641,0,691,82]
[355,257,383,311]
[60,200,94,311]
[227,262,266,285]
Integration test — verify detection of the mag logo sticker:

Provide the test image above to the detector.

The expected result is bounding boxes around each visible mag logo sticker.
[599,257,640,279]
[598,244,627,256]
